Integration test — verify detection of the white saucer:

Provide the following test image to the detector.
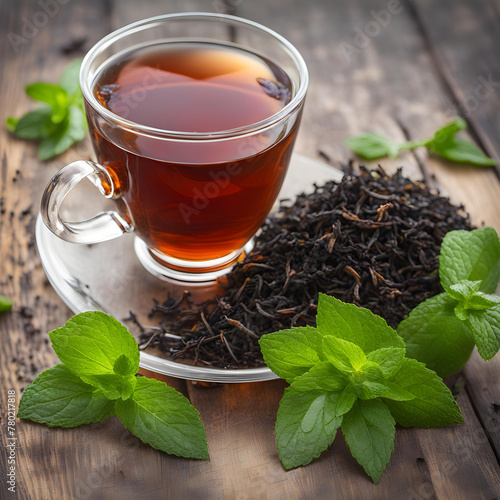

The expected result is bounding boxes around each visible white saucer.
[36,154,343,383]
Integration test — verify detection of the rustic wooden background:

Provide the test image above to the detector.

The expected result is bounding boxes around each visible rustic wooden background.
[1,0,500,498]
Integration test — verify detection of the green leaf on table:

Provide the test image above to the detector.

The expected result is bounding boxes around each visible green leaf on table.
[49,311,139,394]
[259,326,324,383]
[439,227,500,294]
[317,293,405,353]
[366,347,405,378]
[398,293,475,378]
[345,118,497,166]
[275,386,342,469]
[18,364,115,427]
[39,105,87,160]
[341,399,395,483]
[0,295,12,313]
[428,137,497,166]
[26,83,67,110]
[464,306,500,361]
[10,108,53,140]
[6,59,87,160]
[345,133,400,160]
[115,377,209,460]
[382,358,463,428]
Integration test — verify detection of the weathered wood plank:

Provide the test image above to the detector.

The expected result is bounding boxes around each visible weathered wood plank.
[407,0,500,177]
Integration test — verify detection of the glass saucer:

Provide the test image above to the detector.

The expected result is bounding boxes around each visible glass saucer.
[36,154,343,383]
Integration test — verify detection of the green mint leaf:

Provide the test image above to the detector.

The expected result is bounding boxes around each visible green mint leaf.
[39,105,87,160]
[259,326,324,383]
[329,384,357,417]
[5,117,18,132]
[398,293,474,378]
[10,108,53,139]
[113,353,135,376]
[383,358,463,428]
[17,364,115,427]
[60,59,83,97]
[366,347,405,378]
[0,295,13,313]
[341,399,395,483]
[345,133,400,160]
[464,306,500,361]
[317,294,405,353]
[439,228,500,294]
[49,311,140,390]
[290,361,347,392]
[115,377,208,460]
[429,137,497,166]
[83,373,136,401]
[322,335,366,372]
[26,83,67,111]
[428,117,466,146]
[377,382,415,402]
[447,280,481,301]
[275,386,342,469]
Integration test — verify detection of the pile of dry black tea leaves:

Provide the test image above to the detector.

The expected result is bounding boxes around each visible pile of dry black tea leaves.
[135,165,472,369]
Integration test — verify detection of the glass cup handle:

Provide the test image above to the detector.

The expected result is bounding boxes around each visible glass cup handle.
[41,160,133,244]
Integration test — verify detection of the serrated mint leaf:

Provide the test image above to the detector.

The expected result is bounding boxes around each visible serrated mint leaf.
[275,387,342,469]
[329,384,357,417]
[383,358,463,428]
[49,311,140,389]
[115,377,208,460]
[464,306,500,361]
[447,280,482,301]
[366,348,405,378]
[345,133,400,159]
[317,294,404,353]
[378,382,415,401]
[290,361,347,392]
[259,326,324,383]
[322,335,366,372]
[398,293,474,378]
[439,228,500,294]
[84,373,136,401]
[114,354,135,376]
[17,364,115,427]
[12,108,53,139]
[342,399,395,483]
[429,137,497,166]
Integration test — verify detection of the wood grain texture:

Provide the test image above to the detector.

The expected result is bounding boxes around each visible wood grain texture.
[0,0,499,499]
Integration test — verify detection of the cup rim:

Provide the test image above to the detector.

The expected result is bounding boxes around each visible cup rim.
[80,12,309,141]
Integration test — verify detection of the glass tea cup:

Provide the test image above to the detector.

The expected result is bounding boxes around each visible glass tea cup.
[41,13,308,282]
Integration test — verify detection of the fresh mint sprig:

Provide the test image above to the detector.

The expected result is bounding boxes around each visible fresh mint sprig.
[345,118,497,167]
[259,294,462,483]
[18,312,209,461]
[6,59,87,161]
[398,227,500,377]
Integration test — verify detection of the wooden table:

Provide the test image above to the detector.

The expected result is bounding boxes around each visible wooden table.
[1,0,500,498]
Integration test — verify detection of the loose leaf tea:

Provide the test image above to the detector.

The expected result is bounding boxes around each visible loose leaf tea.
[141,166,471,368]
